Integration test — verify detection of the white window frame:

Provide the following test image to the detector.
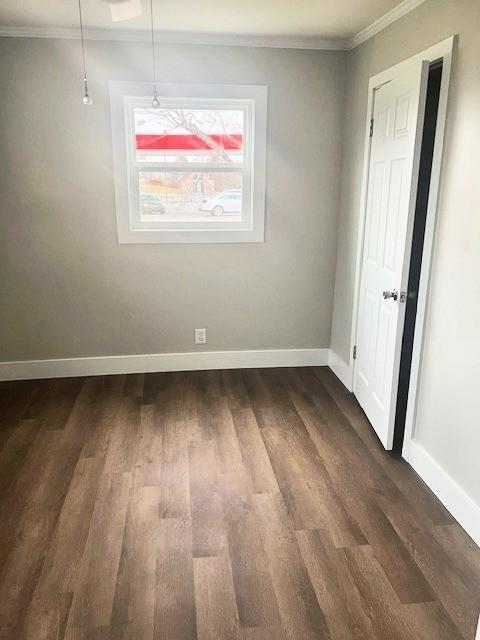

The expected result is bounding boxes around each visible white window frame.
[109,81,267,244]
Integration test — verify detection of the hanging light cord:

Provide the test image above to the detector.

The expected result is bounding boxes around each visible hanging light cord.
[78,0,87,82]
[150,0,159,104]
[77,0,92,103]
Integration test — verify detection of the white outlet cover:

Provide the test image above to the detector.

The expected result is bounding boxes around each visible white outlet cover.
[195,328,207,344]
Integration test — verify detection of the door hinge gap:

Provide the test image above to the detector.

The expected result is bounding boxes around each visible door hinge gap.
[369,119,374,137]
[353,345,357,360]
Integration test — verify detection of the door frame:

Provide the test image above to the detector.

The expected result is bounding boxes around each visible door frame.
[348,36,455,455]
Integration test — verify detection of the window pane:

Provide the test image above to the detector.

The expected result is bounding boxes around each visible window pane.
[134,108,244,163]
[139,171,243,222]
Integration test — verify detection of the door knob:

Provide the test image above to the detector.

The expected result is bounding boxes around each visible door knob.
[383,289,398,301]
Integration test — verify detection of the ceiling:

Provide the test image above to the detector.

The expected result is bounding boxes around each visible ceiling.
[0,0,407,41]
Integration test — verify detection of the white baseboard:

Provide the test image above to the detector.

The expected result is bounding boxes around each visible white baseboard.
[0,348,330,381]
[328,350,353,391]
[404,440,480,547]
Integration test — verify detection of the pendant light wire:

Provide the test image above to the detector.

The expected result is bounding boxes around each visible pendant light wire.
[150,0,159,107]
[77,0,92,104]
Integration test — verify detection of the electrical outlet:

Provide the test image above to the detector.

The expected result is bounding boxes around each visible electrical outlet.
[195,328,207,345]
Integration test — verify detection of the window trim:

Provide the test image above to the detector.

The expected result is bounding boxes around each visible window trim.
[110,81,267,244]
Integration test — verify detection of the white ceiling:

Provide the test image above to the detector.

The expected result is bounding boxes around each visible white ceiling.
[0,0,407,41]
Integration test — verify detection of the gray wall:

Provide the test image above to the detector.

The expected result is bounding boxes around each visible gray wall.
[330,0,480,504]
[0,38,346,360]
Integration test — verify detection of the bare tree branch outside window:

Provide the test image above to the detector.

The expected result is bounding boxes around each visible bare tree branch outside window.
[136,107,243,163]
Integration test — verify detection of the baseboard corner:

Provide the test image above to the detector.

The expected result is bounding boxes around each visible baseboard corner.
[328,350,353,392]
[404,440,480,548]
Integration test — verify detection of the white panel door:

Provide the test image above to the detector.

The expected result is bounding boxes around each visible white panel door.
[354,59,429,449]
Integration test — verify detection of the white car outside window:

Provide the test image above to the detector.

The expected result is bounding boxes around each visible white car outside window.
[200,190,242,216]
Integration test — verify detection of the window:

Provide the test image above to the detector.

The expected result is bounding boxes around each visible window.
[110,82,267,243]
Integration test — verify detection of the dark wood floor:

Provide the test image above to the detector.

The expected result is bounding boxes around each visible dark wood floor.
[0,367,479,640]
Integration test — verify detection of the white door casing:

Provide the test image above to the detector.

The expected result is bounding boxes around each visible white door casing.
[353,59,429,449]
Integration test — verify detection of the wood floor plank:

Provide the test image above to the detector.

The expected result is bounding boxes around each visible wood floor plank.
[158,414,191,520]
[29,379,104,510]
[142,371,171,406]
[296,529,374,640]
[342,545,419,640]
[0,379,37,418]
[0,380,41,448]
[229,407,279,495]
[21,456,104,640]
[34,377,85,433]
[0,428,60,573]
[220,470,284,636]
[401,601,465,640]
[103,396,141,476]
[66,471,132,633]
[194,553,239,640]
[221,370,251,411]
[432,523,480,595]
[241,370,277,431]
[78,375,126,461]
[253,492,332,640]
[133,404,164,488]
[109,485,159,640]
[155,517,197,640]
[188,439,227,558]
[0,418,40,494]
[0,380,104,635]
[0,501,56,635]
[122,373,145,402]
[203,396,244,475]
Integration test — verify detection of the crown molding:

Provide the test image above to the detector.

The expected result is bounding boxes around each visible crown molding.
[0,25,348,50]
[0,0,427,51]
[347,0,427,49]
